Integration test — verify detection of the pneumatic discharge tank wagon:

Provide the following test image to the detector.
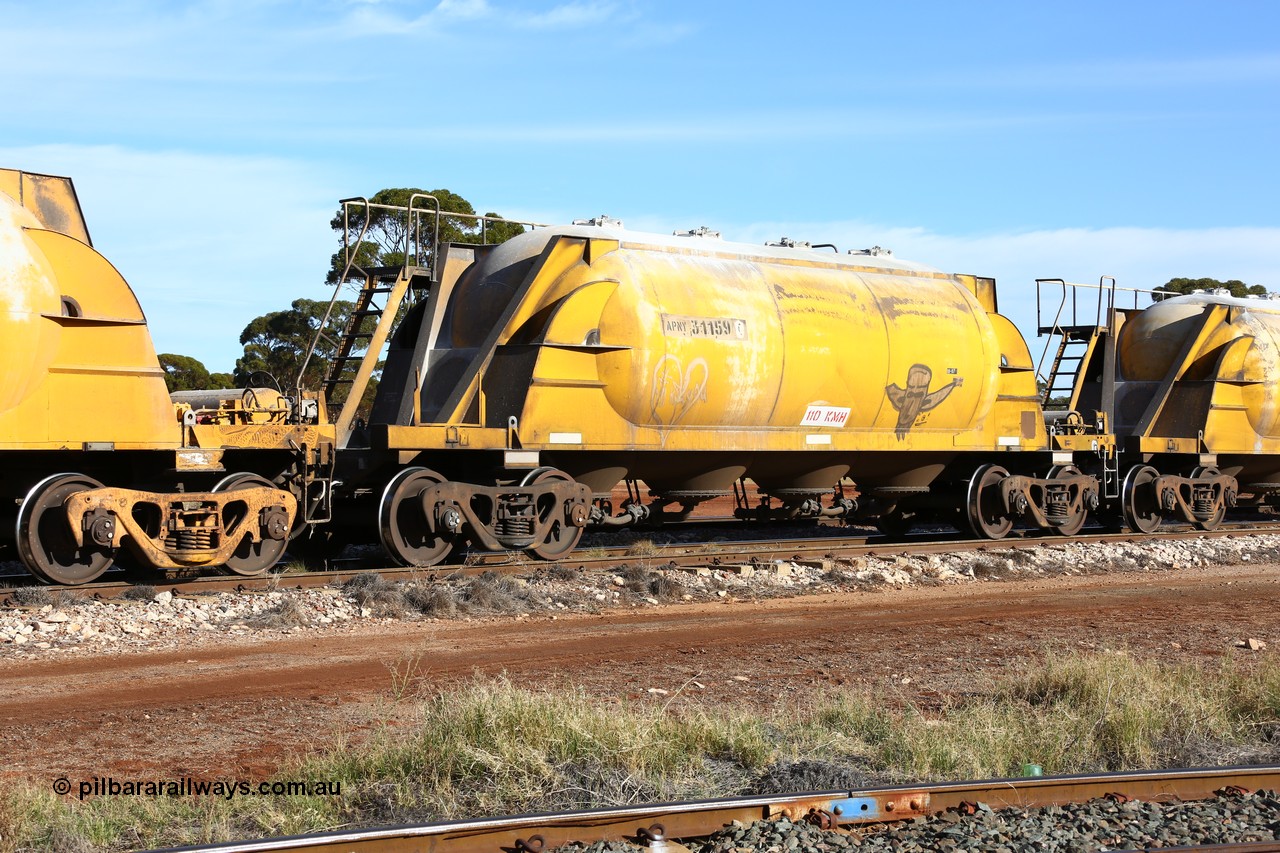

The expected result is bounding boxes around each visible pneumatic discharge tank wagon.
[0,171,1263,582]
[315,193,1239,567]
[326,220,1062,565]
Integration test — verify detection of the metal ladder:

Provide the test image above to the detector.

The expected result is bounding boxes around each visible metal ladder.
[1035,277,1121,411]
[297,193,444,443]
[1037,276,1153,502]
[318,264,431,407]
[1040,332,1091,409]
[296,194,545,444]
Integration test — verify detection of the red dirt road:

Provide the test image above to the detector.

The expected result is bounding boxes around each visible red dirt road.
[0,562,1276,782]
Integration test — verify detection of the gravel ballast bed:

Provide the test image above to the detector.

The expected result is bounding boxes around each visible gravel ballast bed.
[2,533,1278,658]
[557,788,1280,852]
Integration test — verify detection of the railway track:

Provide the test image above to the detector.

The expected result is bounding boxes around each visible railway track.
[157,765,1280,852]
[3,521,1280,604]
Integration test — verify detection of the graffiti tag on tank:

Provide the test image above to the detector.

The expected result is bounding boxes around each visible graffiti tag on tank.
[650,355,708,427]
[661,314,748,340]
[885,364,962,440]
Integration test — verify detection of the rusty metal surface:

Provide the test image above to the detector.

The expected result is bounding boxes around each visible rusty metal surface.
[1152,840,1280,845]
[153,766,1280,853]
[0,168,92,244]
[63,485,296,570]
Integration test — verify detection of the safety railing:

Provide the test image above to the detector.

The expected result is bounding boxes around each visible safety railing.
[335,195,547,285]
[1033,277,1175,384]
[295,196,545,401]
[1035,276,1172,335]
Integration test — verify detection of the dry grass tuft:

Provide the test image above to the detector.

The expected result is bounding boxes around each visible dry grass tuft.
[242,597,311,629]
[403,584,458,618]
[120,585,157,602]
[648,573,685,601]
[546,563,579,581]
[342,573,408,617]
[461,572,531,613]
[9,586,76,607]
[624,539,661,558]
[621,564,650,593]
[5,651,1280,851]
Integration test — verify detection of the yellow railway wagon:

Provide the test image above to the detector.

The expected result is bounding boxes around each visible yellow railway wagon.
[332,223,1087,565]
[0,169,333,584]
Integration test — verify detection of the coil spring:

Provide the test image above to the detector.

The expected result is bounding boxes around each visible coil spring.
[1194,492,1216,515]
[167,528,216,551]
[1043,491,1069,524]
[495,516,535,538]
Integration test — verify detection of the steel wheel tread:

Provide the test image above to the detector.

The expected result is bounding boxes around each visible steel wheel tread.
[15,473,114,585]
[378,467,457,568]
[1121,465,1162,534]
[522,468,584,561]
[965,464,1013,540]
[212,473,290,576]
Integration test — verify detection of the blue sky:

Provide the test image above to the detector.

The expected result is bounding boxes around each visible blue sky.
[3,0,1279,372]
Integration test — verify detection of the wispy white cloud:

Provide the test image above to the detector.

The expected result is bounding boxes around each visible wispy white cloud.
[337,0,489,35]
[727,219,1280,348]
[522,0,628,29]
[331,0,630,37]
[0,2,350,84]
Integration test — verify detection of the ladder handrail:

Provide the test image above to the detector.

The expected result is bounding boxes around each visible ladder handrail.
[298,195,549,426]
[1035,275,1146,417]
[1034,278,1070,381]
[406,192,441,275]
[1034,275,1158,381]
[327,198,547,279]
[1036,276,1168,326]
[1034,275,1121,409]
[1097,274,1117,328]
[296,197,373,401]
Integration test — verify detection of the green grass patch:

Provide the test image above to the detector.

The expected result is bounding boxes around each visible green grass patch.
[4,651,1278,851]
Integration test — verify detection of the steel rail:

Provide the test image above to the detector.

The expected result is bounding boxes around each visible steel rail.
[152,765,1280,853]
[4,521,1280,603]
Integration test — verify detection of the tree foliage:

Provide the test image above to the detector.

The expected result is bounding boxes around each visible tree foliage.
[1156,277,1266,299]
[158,353,234,393]
[327,187,526,284]
[233,298,351,389]
[225,187,527,423]
[232,298,380,413]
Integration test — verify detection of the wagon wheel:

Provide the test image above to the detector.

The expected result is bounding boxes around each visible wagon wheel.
[378,467,457,567]
[964,464,1013,540]
[523,468,584,561]
[1121,464,1162,534]
[15,473,114,585]
[1190,466,1227,531]
[213,473,289,576]
[1046,465,1088,537]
